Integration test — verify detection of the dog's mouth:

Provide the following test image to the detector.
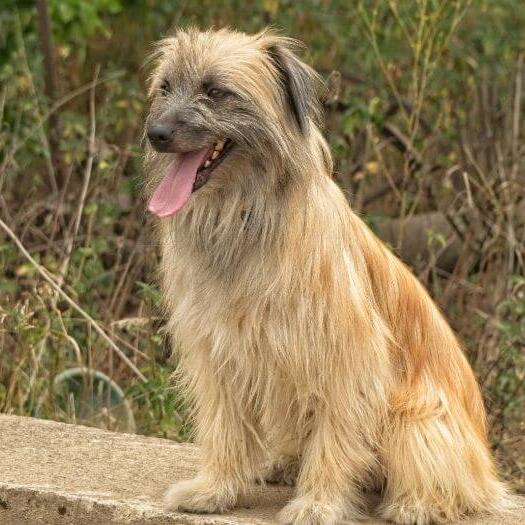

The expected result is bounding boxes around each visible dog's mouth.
[148,138,233,218]
[194,139,233,191]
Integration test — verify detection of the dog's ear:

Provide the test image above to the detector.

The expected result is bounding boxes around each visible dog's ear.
[266,41,322,134]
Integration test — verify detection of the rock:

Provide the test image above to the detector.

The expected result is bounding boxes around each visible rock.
[0,415,521,524]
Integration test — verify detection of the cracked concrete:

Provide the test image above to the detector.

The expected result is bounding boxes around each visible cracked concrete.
[0,415,522,524]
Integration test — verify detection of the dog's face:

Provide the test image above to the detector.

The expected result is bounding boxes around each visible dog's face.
[145,28,321,217]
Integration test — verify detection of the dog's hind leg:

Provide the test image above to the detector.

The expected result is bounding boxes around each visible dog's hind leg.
[378,394,510,524]
[261,435,303,486]
[262,454,300,486]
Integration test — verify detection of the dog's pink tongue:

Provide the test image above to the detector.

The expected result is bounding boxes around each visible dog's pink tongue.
[148,148,209,217]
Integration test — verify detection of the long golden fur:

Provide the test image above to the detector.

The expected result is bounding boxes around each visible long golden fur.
[144,28,514,524]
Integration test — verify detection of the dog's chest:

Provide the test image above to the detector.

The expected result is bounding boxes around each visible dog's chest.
[162,247,297,362]
[159,213,328,375]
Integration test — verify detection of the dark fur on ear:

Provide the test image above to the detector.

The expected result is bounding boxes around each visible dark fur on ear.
[266,41,323,134]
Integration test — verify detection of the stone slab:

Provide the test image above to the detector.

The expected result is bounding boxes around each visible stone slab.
[0,415,522,524]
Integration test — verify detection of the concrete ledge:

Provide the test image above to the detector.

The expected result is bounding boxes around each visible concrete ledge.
[0,415,522,524]
[0,416,291,524]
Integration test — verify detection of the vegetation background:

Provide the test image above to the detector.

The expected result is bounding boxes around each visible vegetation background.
[1,0,523,491]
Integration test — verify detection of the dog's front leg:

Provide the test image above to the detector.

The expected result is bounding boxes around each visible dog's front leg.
[278,408,371,525]
[164,362,264,514]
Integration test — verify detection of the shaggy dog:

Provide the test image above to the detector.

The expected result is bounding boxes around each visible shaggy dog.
[144,28,512,524]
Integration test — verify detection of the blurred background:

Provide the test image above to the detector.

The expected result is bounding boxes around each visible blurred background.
[0,0,523,492]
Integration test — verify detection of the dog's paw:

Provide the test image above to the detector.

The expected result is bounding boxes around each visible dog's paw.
[378,500,433,525]
[263,455,300,486]
[164,478,234,514]
[277,496,343,525]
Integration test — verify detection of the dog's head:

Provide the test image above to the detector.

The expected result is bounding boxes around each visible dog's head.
[145,28,323,217]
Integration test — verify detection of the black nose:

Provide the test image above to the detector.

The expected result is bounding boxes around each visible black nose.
[147,124,175,148]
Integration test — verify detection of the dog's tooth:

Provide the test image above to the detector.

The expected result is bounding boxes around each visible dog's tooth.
[211,150,219,159]
[216,140,225,151]
[204,160,211,167]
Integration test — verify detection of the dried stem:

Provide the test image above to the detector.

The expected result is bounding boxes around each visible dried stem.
[0,216,147,383]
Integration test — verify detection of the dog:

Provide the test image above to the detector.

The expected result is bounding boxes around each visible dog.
[143,27,513,524]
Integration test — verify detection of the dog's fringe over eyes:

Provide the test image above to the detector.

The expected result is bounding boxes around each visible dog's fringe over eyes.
[143,27,521,525]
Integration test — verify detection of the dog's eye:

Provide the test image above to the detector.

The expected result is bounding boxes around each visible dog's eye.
[206,87,226,99]
[159,80,171,96]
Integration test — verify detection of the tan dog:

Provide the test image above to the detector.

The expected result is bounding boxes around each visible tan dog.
[144,28,513,524]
